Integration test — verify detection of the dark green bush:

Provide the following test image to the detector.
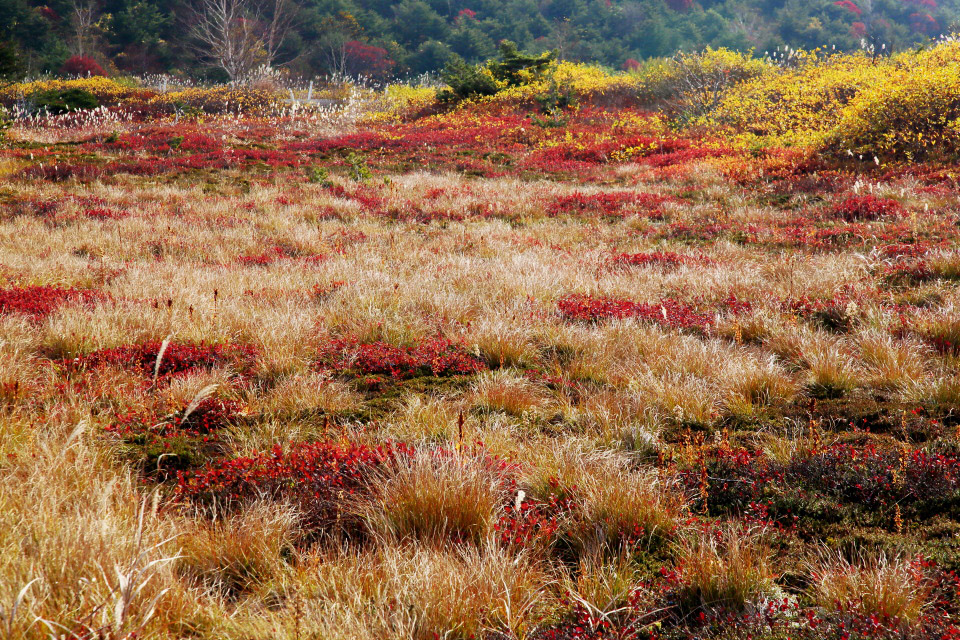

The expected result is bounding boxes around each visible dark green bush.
[30,88,100,115]
[438,42,556,103]
[488,41,553,87]
[437,58,500,103]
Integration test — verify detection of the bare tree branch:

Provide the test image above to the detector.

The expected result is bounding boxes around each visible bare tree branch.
[190,0,296,82]
[69,0,99,58]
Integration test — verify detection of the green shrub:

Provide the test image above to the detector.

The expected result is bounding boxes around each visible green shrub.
[29,88,100,115]
[0,41,21,83]
[488,41,554,87]
[0,106,11,139]
[534,78,578,115]
[307,165,332,185]
[438,58,500,103]
[438,42,556,103]
[346,152,372,182]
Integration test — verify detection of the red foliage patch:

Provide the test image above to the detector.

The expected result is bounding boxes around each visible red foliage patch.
[495,489,574,549]
[60,55,107,77]
[611,251,716,269]
[557,293,715,331]
[831,195,904,222]
[83,207,128,220]
[109,398,243,437]
[547,191,672,218]
[317,337,487,379]
[65,340,259,379]
[236,245,326,266]
[176,440,412,534]
[0,285,105,321]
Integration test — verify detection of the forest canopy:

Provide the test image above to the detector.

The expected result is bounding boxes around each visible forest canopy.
[0,0,956,80]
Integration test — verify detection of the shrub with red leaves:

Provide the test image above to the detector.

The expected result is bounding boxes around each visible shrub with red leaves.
[60,55,107,77]
[495,490,575,550]
[881,258,932,285]
[83,207,127,220]
[0,285,104,321]
[557,294,714,331]
[176,440,413,535]
[831,195,904,221]
[65,340,259,379]
[317,337,487,379]
[547,192,672,219]
[237,246,289,266]
[784,291,863,331]
[611,251,716,269]
[343,41,395,79]
[109,398,243,438]
[834,0,863,15]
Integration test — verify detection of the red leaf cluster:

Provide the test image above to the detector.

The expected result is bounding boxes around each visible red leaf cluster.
[831,195,904,221]
[317,337,487,379]
[64,340,259,379]
[0,285,105,321]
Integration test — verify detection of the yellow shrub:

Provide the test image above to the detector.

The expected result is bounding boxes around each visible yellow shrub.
[633,47,771,118]
[149,86,282,115]
[703,50,883,148]
[0,76,153,105]
[699,40,960,158]
[492,61,640,104]
[828,41,960,159]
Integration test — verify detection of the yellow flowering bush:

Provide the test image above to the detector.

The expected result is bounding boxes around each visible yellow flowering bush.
[379,84,437,117]
[0,77,284,116]
[697,41,960,159]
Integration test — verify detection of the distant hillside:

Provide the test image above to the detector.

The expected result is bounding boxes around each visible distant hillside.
[0,0,957,79]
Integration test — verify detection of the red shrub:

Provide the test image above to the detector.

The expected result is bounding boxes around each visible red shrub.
[495,489,575,549]
[343,41,395,79]
[831,195,903,221]
[611,251,716,269]
[547,192,672,218]
[60,55,107,77]
[83,207,127,220]
[176,440,413,534]
[65,340,259,379]
[317,337,487,379]
[557,293,714,331]
[0,285,104,321]
[109,398,243,437]
[834,0,863,15]
[237,246,288,266]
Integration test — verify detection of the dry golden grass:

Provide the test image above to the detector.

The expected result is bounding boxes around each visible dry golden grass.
[3,119,960,638]
[257,542,557,640]
[176,502,298,598]
[673,526,775,614]
[0,425,201,639]
[362,450,508,545]
[808,552,934,625]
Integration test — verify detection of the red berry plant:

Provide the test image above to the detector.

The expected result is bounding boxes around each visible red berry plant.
[316,336,487,380]
[176,440,414,539]
[0,285,106,321]
[63,340,259,380]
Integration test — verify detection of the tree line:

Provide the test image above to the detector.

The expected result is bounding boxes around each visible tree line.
[0,0,957,81]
